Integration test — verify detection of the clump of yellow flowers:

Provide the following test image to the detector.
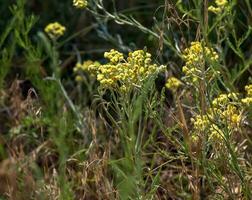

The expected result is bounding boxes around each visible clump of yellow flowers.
[73,60,101,82]
[92,49,162,92]
[191,92,242,143]
[241,84,252,106]
[73,0,88,9]
[191,115,225,142]
[165,77,182,92]
[44,22,66,40]
[182,41,219,84]
[208,0,228,14]
[72,49,163,91]
[212,93,241,129]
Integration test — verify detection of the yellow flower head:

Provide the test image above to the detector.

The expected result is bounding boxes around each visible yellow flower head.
[104,49,124,64]
[182,41,219,84]
[208,6,221,14]
[208,0,228,14]
[73,60,101,80]
[73,0,88,9]
[216,0,228,7]
[84,49,161,91]
[191,114,210,132]
[165,77,182,92]
[45,22,66,39]
[75,75,84,82]
[241,84,252,106]
[245,84,252,96]
[209,124,225,141]
[211,92,242,130]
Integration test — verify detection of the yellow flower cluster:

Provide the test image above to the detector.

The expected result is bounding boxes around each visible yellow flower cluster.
[209,124,225,141]
[165,77,182,92]
[222,105,241,127]
[191,114,225,141]
[208,0,228,14]
[212,93,239,107]
[73,60,101,82]
[182,41,219,84]
[94,49,160,92]
[191,92,242,142]
[104,49,124,64]
[216,0,228,7]
[191,114,209,132]
[44,22,66,39]
[211,93,241,129]
[73,0,88,9]
[241,84,252,106]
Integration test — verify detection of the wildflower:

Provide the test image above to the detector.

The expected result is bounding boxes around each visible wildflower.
[191,115,210,132]
[211,92,242,130]
[75,75,84,82]
[241,97,252,105]
[209,124,225,141]
[73,0,88,9]
[222,105,241,128]
[241,84,252,106]
[165,77,182,92]
[74,60,100,73]
[191,134,199,142]
[191,90,243,143]
[216,0,228,7]
[45,22,66,39]
[73,63,82,72]
[104,49,124,64]
[208,6,221,14]
[84,49,160,91]
[245,84,252,96]
[212,94,229,107]
[73,60,101,81]
[208,0,228,14]
[182,41,219,84]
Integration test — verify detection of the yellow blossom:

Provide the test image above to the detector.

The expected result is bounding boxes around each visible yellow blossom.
[212,94,229,107]
[182,41,219,84]
[165,77,182,92]
[104,49,124,64]
[216,0,228,7]
[73,60,101,76]
[44,22,66,39]
[73,60,101,83]
[222,105,241,128]
[209,124,225,141]
[245,84,252,96]
[211,93,242,130]
[191,115,210,132]
[208,0,228,14]
[73,0,88,9]
[85,49,161,91]
[75,75,84,82]
[241,84,252,106]
[208,6,221,14]
[241,97,252,105]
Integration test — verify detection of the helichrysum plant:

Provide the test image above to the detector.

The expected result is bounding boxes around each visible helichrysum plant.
[44,22,66,40]
[81,49,164,92]
[73,0,88,9]
[73,60,101,82]
[241,84,252,106]
[208,0,229,14]
[182,41,219,85]
[191,91,244,144]
[165,77,182,93]
[180,41,247,146]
